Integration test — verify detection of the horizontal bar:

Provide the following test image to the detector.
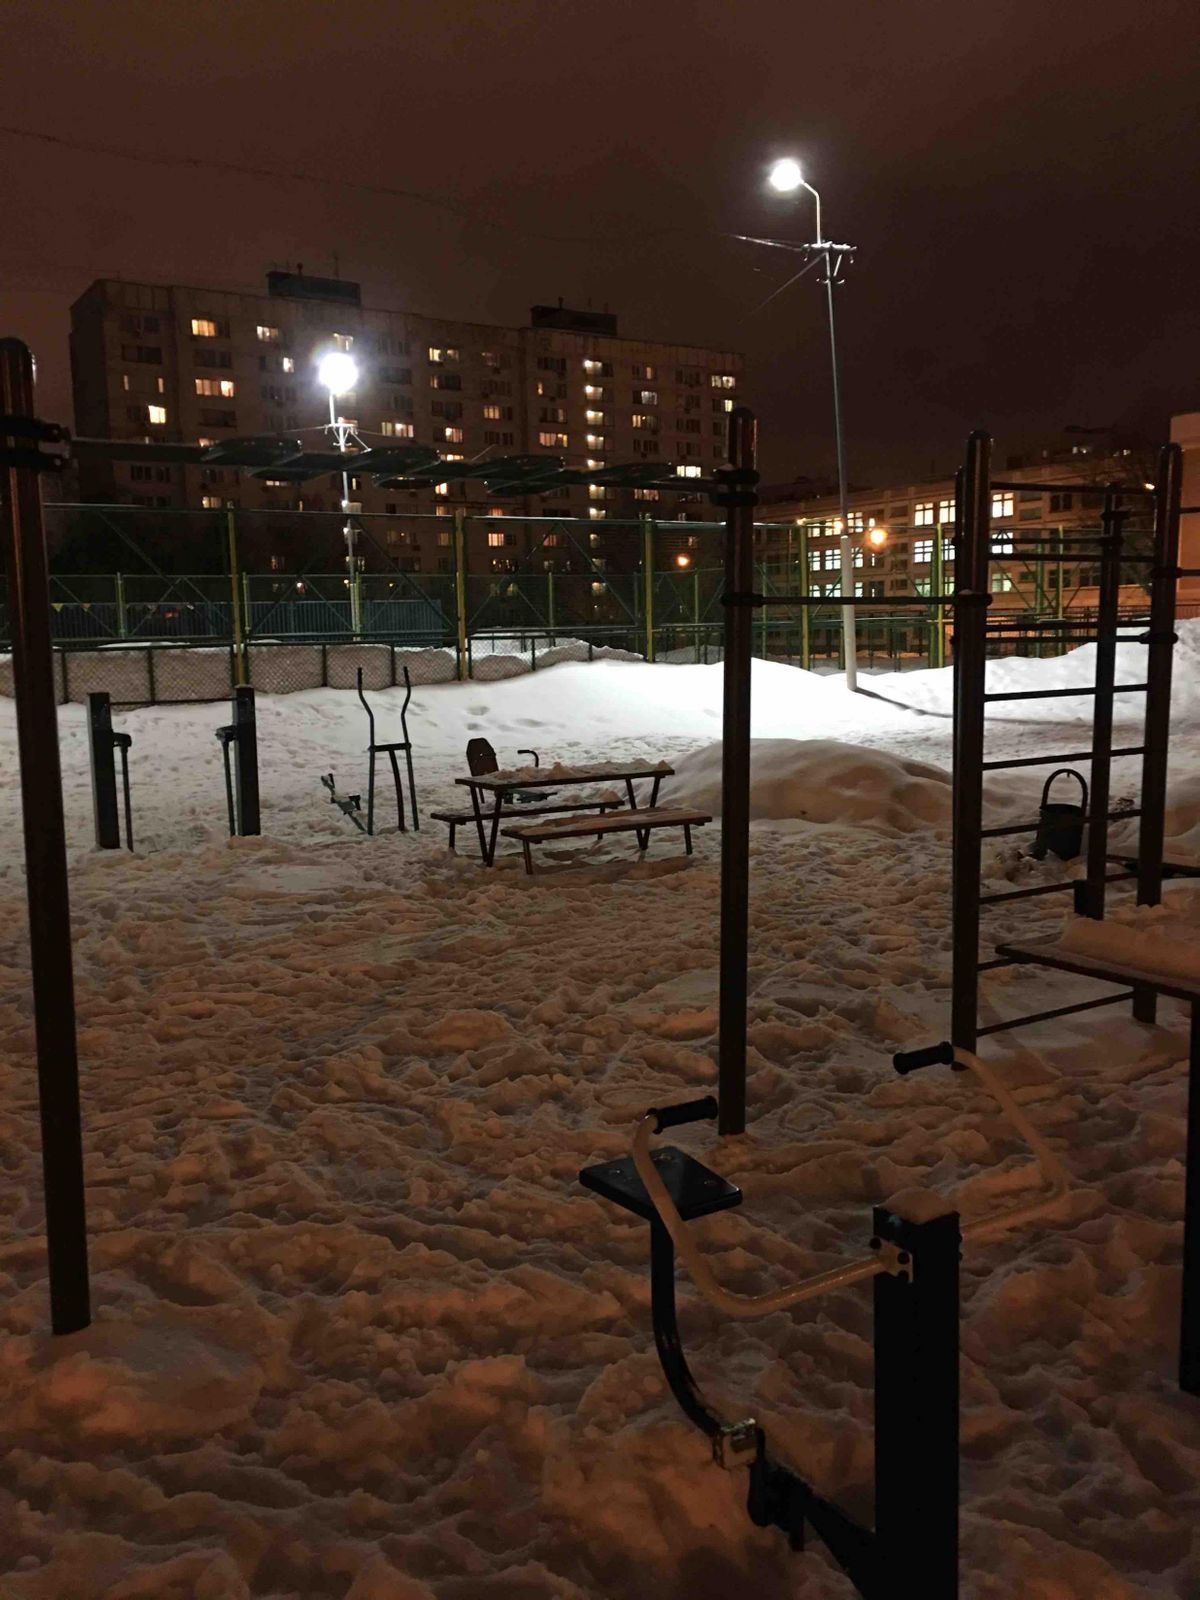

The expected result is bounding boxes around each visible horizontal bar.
[979,871,1138,906]
[755,593,958,608]
[980,808,1141,840]
[981,747,1144,771]
[990,479,1152,496]
[977,956,1018,972]
[982,683,1146,702]
[977,990,1136,1037]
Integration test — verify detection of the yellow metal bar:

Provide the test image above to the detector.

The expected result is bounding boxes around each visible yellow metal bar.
[226,504,246,686]
[453,507,468,680]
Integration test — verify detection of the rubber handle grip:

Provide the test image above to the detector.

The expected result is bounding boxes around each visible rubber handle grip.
[893,1041,955,1075]
[650,1095,719,1133]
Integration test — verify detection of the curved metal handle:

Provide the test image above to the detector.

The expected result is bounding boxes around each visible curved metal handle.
[1039,766,1088,812]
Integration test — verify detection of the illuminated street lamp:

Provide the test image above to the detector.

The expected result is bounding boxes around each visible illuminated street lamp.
[675,552,692,568]
[766,156,858,687]
[317,351,363,634]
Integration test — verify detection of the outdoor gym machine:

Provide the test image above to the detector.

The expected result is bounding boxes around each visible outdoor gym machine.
[87,690,133,851]
[215,685,260,837]
[322,665,419,835]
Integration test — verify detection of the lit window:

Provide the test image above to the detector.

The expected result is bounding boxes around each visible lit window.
[539,431,569,448]
[631,413,657,430]
[281,356,295,373]
[444,452,464,461]
[992,532,1014,555]
[483,403,502,420]
[991,572,1014,592]
[585,458,603,470]
[676,463,702,478]
[991,491,1015,518]
[585,433,606,450]
[381,420,414,438]
[428,345,459,363]
[585,409,606,425]
[434,482,449,497]
[938,497,955,523]
[591,580,607,595]
[195,378,236,398]
[582,358,602,375]
[632,488,660,502]
[634,364,656,381]
[808,549,822,572]
[191,318,218,337]
[444,426,464,443]
[589,506,607,520]
[197,436,214,446]
[710,373,736,389]
[913,539,934,563]
[914,501,935,527]
[201,495,221,509]
[721,398,733,413]
[121,374,130,391]
[333,333,354,351]
[256,325,280,343]
[147,404,167,425]
[487,530,507,547]
[588,484,610,500]
[584,384,604,401]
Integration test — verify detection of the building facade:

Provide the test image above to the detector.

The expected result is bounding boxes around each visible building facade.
[69,273,743,577]
[757,436,1166,618]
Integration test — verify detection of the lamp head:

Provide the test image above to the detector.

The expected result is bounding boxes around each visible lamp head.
[866,522,889,549]
[675,552,692,569]
[318,351,359,395]
[767,157,804,194]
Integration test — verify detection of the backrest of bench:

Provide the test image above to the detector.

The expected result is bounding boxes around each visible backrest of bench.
[466,737,498,777]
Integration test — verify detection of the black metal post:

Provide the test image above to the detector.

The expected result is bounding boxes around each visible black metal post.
[231,685,260,836]
[1183,1003,1200,1396]
[951,432,991,1054]
[718,407,759,1136]
[873,1207,960,1598]
[86,691,121,849]
[1075,491,1122,920]
[0,339,90,1333]
[650,1219,723,1439]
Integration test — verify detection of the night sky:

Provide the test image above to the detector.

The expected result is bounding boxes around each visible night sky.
[1,0,1196,485]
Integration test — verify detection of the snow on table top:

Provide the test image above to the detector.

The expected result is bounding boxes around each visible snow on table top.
[460,757,674,787]
[1054,905,1200,991]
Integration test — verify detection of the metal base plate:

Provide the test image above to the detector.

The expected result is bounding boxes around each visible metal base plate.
[580,1146,742,1223]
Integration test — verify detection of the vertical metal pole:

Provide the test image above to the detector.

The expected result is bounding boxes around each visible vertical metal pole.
[874,1207,960,1598]
[0,339,90,1333]
[932,525,946,669]
[1137,442,1182,912]
[453,507,469,680]
[1075,490,1122,920]
[1182,1003,1200,1396]
[799,525,811,670]
[232,685,260,836]
[115,571,127,639]
[86,691,120,849]
[226,504,246,687]
[820,245,855,692]
[642,514,655,662]
[546,569,556,642]
[692,565,700,662]
[718,407,758,1136]
[951,433,991,1055]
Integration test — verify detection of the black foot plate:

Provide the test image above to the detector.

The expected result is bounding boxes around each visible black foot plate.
[580,1146,742,1223]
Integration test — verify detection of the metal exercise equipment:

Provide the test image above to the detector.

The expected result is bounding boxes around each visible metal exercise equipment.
[0,339,90,1333]
[215,685,260,837]
[323,667,419,836]
[582,1044,1071,1598]
[86,691,133,851]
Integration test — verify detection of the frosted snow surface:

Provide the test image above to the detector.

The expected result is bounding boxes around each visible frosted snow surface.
[1,637,1199,1597]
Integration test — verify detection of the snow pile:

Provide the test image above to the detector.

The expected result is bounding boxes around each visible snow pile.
[1059,901,1200,986]
[659,738,952,831]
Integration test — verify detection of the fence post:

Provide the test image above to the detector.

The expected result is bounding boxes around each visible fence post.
[547,569,556,641]
[453,507,468,680]
[641,515,655,662]
[932,526,945,669]
[226,504,246,686]
[0,338,90,1334]
[115,571,127,639]
[692,566,701,661]
[87,691,121,849]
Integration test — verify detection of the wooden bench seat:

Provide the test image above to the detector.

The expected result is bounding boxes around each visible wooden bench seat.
[430,798,622,852]
[500,806,713,873]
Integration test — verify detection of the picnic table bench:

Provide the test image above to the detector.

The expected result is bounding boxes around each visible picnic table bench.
[454,760,675,866]
[501,806,712,873]
[430,796,623,852]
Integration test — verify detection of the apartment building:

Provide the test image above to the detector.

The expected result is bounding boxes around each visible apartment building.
[758,438,1162,615]
[69,273,743,575]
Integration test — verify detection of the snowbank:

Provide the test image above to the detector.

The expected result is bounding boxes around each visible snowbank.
[660,738,953,831]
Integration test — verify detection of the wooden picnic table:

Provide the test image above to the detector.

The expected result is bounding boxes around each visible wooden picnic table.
[454,761,673,866]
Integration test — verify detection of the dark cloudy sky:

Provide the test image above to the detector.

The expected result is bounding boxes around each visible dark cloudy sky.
[1,0,1196,483]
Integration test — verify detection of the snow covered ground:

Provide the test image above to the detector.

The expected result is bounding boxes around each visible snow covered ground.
[1,638,1199,1598]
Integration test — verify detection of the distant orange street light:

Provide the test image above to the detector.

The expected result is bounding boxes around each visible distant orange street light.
[675,553,692,568]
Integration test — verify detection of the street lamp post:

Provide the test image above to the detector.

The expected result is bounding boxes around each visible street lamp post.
[767,158,858,688]
[317,351,363,637]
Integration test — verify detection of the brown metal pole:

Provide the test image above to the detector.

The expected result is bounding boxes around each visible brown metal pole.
[717,407,759,1135]
[0,339,90,1333]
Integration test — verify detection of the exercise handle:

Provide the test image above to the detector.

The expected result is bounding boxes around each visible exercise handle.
[649,1095,719,1134]
[893,1041,955,1075]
